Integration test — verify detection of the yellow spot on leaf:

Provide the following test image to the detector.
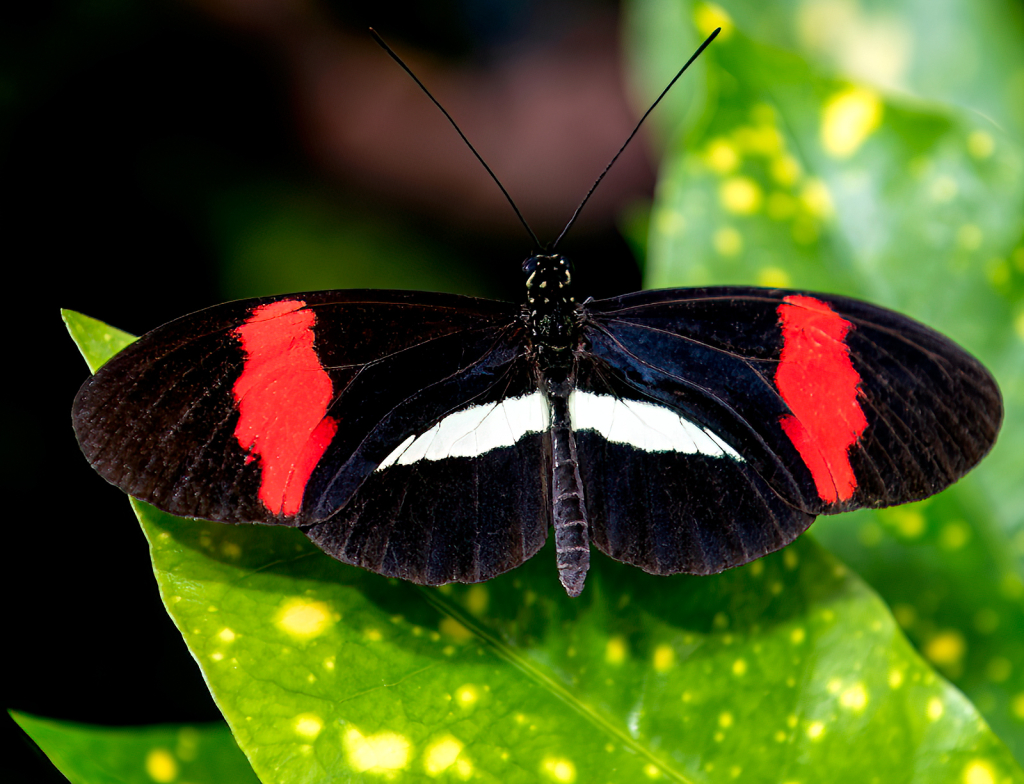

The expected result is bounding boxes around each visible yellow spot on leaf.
[440,617,473,643]
[967,131,995,160]
[719,711,734,728]
[925,631,966,667]
[644,763,662,778]
[735,125,783,156]
[889,669,904,689]
[840,683,868,712]
[456,684,480,707]
[775,729,787,742]
[656,208,686,236]
[930,175,958,203]
[705,138,740,174]
[424,736,464,776]
[364,628,382,642]
[732,659,748,676]
[821,87,883,158]
[275,599,334,640]
[713,227,743,257]
[542,756,577,783]
[749,560,765,577]
[963,760,996,784]
[799,178,834,220]
[344,728,411,773]
[210,651,224,662]
[771,155,802,186]
[653,644,675,672]
[220,542,241,558]
[927,697,945,721]
[806,721,825,740]
[606,636,628,665]
[694,2,733,38]
[891,509,926,538]
[1011,692,1024,720]
[294,714,323,740]
[324,656,336,671]
[757,267,791,289]
[790,627,806,645]
[783,549,799,570]
[217,628,236,643]
[720,177,763,214]
[786,714,798,729]
[939,522,970,551]
[145,749,178,783]
[827,678,842,695]
[466,585,489,614]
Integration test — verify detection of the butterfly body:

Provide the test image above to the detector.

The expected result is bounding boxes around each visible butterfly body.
[72,252,1002,596]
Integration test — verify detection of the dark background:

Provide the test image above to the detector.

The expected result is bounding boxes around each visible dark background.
[3,1,660,779]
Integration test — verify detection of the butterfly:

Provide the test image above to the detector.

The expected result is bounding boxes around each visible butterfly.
[70,31,1002,596]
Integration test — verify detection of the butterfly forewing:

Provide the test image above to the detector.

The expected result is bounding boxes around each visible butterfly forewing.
[581,288,1001,538]
[72,290,523,527]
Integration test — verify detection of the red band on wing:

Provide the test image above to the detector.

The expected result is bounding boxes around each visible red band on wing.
[232,300,337,517]
[776,295,867,504]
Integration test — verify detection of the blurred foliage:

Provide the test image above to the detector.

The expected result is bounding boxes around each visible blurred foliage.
[626,0,1024,764]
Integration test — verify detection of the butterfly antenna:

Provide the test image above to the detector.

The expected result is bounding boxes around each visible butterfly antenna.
[369,28,543,251]
[550,27,721,252]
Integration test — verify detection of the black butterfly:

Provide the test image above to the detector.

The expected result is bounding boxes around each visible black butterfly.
[71,31,1002,596]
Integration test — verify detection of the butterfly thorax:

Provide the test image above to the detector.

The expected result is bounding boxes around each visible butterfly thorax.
[523,254,580,376]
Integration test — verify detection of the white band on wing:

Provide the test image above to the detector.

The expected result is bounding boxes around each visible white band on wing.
[376,392,551,470]
[569,390,741,459]
[376,388,740,471]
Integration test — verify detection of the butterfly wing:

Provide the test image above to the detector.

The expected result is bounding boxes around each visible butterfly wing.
[577,287,1002,575]
[73,290,529,523]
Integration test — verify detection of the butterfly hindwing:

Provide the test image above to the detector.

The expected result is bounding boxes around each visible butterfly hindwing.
[305,358,554,585]
[568,365,815,575]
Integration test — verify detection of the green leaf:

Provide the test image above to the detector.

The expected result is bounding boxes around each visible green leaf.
[63,310,1022,783]
[11,711,258,784]
[61,310,136,374]
[627,0,1024,761]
